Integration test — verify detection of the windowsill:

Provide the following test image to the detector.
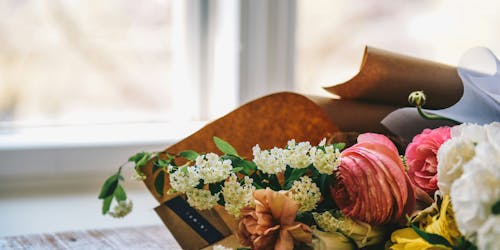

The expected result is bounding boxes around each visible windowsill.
[0,121,206,237]
[0,121,206,180]
[0,121,206,150]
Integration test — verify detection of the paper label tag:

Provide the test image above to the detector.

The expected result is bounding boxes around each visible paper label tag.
[164,196,224,244]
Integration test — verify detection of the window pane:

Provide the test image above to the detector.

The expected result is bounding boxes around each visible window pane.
[296,0,500,96]
[0,0,196,126]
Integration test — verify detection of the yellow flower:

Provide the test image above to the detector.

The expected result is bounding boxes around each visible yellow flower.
[390,195,462,250]
[391,228,449,250]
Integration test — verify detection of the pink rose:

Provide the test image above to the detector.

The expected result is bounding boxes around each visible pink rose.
[331,133,416,225]
[405,127,451,194]
[237,188,312,250]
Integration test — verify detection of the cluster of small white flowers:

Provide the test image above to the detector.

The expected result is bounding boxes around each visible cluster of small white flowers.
[252,144,287,174]
[186,189,220,210]
[131,172,147,181]
[169,166,200,193]
[253,139,341,174]
[222,174,255,217]
[109,200,133,218]
[288,176,321,212]
[313,211,346,233]
[213,245,232,250]
[283,140,312,169]
[196,153,233,184]
[309,144,341,174]
[313,211,383,248]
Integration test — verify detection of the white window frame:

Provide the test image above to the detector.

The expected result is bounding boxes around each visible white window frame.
[0,0,296,185]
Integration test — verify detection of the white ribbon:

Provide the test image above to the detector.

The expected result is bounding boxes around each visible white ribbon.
[382,47,500,140]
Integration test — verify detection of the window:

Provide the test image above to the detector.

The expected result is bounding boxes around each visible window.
[1,0,194,125]
[295,0,500,96]
[0,1,294,178]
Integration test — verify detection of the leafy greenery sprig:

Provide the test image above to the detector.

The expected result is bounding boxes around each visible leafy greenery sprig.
[99,136,345,217]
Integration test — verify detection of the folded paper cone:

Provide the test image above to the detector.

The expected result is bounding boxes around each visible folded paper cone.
[325,46,463,109]
[144,92,340,249]
[309,95,398,134]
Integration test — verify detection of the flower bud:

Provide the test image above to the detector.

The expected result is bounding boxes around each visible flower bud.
[408,91,426,107]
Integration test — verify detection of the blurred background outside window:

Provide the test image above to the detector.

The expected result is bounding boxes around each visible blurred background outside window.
[2,0,500,130]
[296,0,500,96]
[0,0,199,126]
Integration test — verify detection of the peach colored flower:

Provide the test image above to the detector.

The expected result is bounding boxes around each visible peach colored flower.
[237,188,312,250]
[331,133,416,225]
[406,127,451,194]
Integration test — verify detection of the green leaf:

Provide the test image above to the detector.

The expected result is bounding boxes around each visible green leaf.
[333,143,346,151]
[209,182,224,195]
[153,158,170,173]
[136,152,151,168]
[213,136,239,156]
[181,165,188,174]
[128,152,150,165]
[316,174,337,211]
[492,200,500,215]
[269,174,281,191]
[410,223,452,247]
[284,168,308,190]
[195,179,205,189]
[222,155,255,175]
[98,174,119,199]
[154,172,165,196]
[114,185,127,201]
[232,167,244,173]
[102,195,113,215]
[295,212,315,226]
[179,150,199,161]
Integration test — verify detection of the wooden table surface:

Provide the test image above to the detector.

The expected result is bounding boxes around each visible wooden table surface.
[0,225,182,250]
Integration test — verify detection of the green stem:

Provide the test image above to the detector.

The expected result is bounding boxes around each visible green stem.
[416,106,460,124]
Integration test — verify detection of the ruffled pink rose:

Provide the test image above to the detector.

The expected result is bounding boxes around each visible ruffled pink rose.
[331,133,416,225]
[237,188,312,250]
[405,127,451,194]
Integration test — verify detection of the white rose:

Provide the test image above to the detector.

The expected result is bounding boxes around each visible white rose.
[450,143,500,240]
[437,137,475,195]
[477,216,500,250]
[451,123,488,143]
[485,122,500,150]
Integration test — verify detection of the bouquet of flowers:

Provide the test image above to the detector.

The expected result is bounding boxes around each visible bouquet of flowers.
[99,119,499,250]
[98,47,499,250]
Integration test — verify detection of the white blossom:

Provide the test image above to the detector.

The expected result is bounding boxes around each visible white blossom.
[477,216,500,250]
[169,166,200,193]
[196,153,232,184]
[451,123,489,143]
[109,200,133,218]
[131,172,147,181]
[288,176,321,212]
[451,143,500,239]
[283,139,312,169]
[222,174,255,217]
[252,144,287,174]
[213,245,233,250]
[437,137,475,195]
[309,145,341,174]
[186,189,219,210]
[312,211,385,248]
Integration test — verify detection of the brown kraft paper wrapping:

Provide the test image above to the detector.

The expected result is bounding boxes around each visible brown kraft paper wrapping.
[144,92,339,249]
[324,46,463,109]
